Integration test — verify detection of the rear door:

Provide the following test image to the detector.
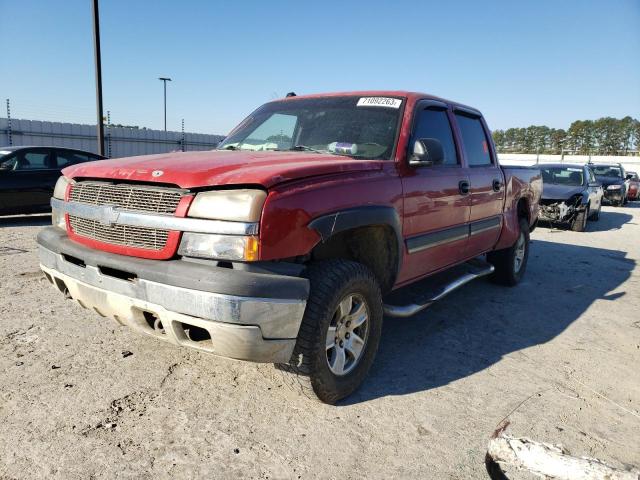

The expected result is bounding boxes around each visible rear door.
[2,148,58,213]
[453,110,504,257]
[399,100,471,282]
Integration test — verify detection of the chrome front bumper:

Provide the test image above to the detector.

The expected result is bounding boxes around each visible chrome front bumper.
[38,228,308,363]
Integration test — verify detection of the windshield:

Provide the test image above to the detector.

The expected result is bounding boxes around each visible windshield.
[218,96,404,160]
[541,167,584,186]
[592,165,622,178]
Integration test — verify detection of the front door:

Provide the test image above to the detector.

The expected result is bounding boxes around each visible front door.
[0,148,58,213]
[398,101,471,283]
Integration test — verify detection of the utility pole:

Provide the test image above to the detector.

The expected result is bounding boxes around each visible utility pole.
[6,99,12,146]
[181,118,185,152]
[158,77,171,131]
[92,0,105,156]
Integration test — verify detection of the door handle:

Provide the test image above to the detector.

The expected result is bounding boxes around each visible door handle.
[459,180,470,195]
[492,179,503,192]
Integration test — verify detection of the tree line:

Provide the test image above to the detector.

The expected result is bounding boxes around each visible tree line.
[492,116,640,155]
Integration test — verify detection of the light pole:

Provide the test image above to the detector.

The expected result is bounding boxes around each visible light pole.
[158,77,171,131]
[92,0,105,156]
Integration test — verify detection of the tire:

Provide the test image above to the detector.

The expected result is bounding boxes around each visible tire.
[487,217,530,286]
[278,259,383,404]
[571,206,589,232]
[590,203,600,221]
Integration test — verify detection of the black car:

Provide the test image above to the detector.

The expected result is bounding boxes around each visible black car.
[0,146,105,215]
[539,163,604,231]
[590,163,632,206]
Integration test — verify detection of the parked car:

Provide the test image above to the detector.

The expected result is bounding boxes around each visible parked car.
[0,146,105,215]
[539,164,603,231]
[37,91,542,403]
[590,163,630,206]
[626,171,639,201]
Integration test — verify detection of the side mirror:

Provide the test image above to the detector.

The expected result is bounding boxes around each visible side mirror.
[409,138,444,167]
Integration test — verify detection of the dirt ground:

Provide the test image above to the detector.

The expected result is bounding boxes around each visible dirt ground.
[1,204,639,479]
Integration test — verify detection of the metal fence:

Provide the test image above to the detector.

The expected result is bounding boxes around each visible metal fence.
[0,118,224,158]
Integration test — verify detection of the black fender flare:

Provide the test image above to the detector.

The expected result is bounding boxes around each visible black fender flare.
[308,205,404,275]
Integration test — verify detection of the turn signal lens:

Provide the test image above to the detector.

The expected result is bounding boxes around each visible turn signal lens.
[178,233,259,261]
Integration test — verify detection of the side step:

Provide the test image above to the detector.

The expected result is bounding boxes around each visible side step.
[383,258,495,318]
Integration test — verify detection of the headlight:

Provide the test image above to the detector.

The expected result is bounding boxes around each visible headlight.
[607,184,622,190]
[178,233,259,261]
[188,189,267,222]
[53,176,73,200]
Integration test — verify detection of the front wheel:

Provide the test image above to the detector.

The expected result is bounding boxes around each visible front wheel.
[278,259,383,404]
[571,206,589,232]
[591,203,601,221]
[487,217,530,286]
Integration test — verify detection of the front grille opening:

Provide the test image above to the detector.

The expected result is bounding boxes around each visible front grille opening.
[143,311,165,334]
[177,322,212,343]
[98,266,137,282]
[62,254,86,268]
[43,272,54,284]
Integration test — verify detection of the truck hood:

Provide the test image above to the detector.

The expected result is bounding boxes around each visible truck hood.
[63,150,384,189]
[542,184,584,201]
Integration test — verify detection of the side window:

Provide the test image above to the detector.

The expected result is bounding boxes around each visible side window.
[56,151,90,168]
[411,108,458,165]
[455,113,492,166]
[0,153,18,170]
[15,151,52,170]
[587,168,596,184]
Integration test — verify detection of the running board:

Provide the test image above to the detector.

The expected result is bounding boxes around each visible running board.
[383,258,495,318]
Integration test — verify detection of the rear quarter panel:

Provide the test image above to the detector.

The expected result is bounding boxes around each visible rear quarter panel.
[494,166,542,250]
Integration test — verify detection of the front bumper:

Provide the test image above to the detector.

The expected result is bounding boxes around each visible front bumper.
[37,227,308,363]
[603,190,623,202]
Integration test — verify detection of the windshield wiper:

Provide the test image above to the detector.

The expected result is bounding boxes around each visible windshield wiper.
[291,145,331,154]
[289,145,349,156]
[219,144,238,150]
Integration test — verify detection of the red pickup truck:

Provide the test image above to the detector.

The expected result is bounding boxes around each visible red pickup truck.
[38,91,541,403]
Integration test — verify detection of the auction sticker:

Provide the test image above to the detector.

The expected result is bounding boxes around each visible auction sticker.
[357,97,402,108]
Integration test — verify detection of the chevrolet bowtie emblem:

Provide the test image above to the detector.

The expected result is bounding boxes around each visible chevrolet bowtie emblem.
[97,205,120,226]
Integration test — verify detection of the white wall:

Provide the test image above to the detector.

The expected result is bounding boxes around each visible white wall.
[0,118,224,158]
[498,153,640,173]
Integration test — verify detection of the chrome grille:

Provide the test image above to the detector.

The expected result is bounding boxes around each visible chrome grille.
[68,181,183,251]
[69,181,184,214]
[69,215,169,251]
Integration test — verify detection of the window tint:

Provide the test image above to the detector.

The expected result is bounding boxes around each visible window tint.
[0,153,17,170]
[56,151,90,167]
[15,151,51,170]
[411,108,458,165]
[455,114,492,166]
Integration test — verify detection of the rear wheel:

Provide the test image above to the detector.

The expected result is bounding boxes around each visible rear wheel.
[571,206,589,232]
[278,259,383,404]
[487,217,530,286]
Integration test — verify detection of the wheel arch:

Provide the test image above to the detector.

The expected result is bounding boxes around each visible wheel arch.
[307,206,403,293]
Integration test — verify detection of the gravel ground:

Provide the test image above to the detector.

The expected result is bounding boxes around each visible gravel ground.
[1,205,639,479]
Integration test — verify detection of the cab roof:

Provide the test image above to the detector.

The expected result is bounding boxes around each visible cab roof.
[276,90,482,116]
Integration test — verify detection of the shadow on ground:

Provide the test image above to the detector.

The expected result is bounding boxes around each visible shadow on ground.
[341,240,634,405]
[0,214,51,228]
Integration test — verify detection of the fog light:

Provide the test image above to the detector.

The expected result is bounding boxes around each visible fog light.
[178,233,259,261]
